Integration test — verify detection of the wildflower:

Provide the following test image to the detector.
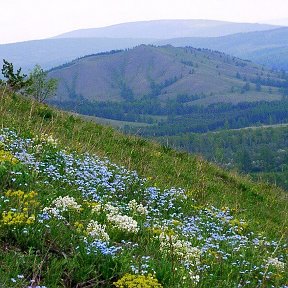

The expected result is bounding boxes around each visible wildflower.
[85,239,121,256]
[47,135,58,146]
[52,195,81,211]
[128,199,148,216]
[42,207,63,219]
[85,201,101,214]
[0,150,19,164]
[104,203,120,215]
[74,221,84,233]
[17,274,24,279]
[113,273,163,288]
[266,257,285,270]
[159,232,201,264]
[86,220,110,242]
[107,213,139,233]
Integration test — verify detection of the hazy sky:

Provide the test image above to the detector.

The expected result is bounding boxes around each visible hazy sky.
[1,0,287,44]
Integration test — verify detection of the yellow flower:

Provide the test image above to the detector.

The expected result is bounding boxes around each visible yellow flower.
[113,273,163,288]
[26,215,35,225]
[1,190,40,226]
[0,150,19,164]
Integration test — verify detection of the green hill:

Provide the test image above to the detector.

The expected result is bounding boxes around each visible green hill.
[0,90,287,287]
[49,45,283,104]
[47,45,288,135]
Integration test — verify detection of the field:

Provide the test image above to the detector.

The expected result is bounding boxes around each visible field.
[0,91,287,287]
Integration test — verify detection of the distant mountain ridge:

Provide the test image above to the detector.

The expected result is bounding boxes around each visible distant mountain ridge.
[0,19,286,73]
[54,19,279,39]
[156,27,288,69]
[0,38,155,72]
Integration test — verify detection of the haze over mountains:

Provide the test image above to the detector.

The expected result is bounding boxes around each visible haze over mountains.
[54,19,278,39]
[1,19,286,73]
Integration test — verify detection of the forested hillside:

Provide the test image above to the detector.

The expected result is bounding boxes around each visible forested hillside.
[48,45,287,132]
[158,125,288,190]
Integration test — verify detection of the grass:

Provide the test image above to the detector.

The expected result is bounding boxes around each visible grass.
[0,90,287,287]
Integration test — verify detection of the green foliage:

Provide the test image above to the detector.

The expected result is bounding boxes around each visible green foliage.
[160,125,288,190]
[26,65,58,103]
[1,93,287,237]
[36,105,55,120]
[1,61,58,103]
[1,59,29,92]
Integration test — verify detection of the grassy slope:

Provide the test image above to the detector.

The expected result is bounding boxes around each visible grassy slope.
[0,91,287,240]
[49,45,283,104]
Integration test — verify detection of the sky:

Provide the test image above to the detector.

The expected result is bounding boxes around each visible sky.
[1,0,288,44]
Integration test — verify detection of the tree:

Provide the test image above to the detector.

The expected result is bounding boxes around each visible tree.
[1,59,29,92]
[26,65,58,102]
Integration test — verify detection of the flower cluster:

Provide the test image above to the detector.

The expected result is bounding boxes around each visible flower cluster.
[1,190,39,226]
[86,220,110,242]
[107,213,139,234]
[159,232,201,283]
[34,133,58,147]
[130,255,155,275]
[128,199,148,216]
[266,257,285,270]
[159,232,201,264]
[113,273,163,288]
[52,195,81,210]
[42,195,81,219]
[0,128,287,287]
[0,149,19,164]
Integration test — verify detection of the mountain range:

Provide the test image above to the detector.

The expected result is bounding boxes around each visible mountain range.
[54,19,278,39]
[156,27,288,70]
[1,19,286,72]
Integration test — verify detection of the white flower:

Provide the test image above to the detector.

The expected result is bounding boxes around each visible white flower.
[107,213,139,233]
[159,233,201,264]
[104,203,119,215]
[189,273,200,284]
[35,133,58,146]
[42,207,64,219]
[128,199,148,216]
[91,203,102,214]
[52,196,81,211]
[86,220,110,242]
[47,135,58,146]
[266,257,285,270]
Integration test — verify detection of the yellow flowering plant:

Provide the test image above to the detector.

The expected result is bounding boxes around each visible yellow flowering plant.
[1,190,40,226]
[0,149,19,165]
[113,273,163,288]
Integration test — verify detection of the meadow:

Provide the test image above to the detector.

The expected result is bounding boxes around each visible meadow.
[0,91,287,287]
